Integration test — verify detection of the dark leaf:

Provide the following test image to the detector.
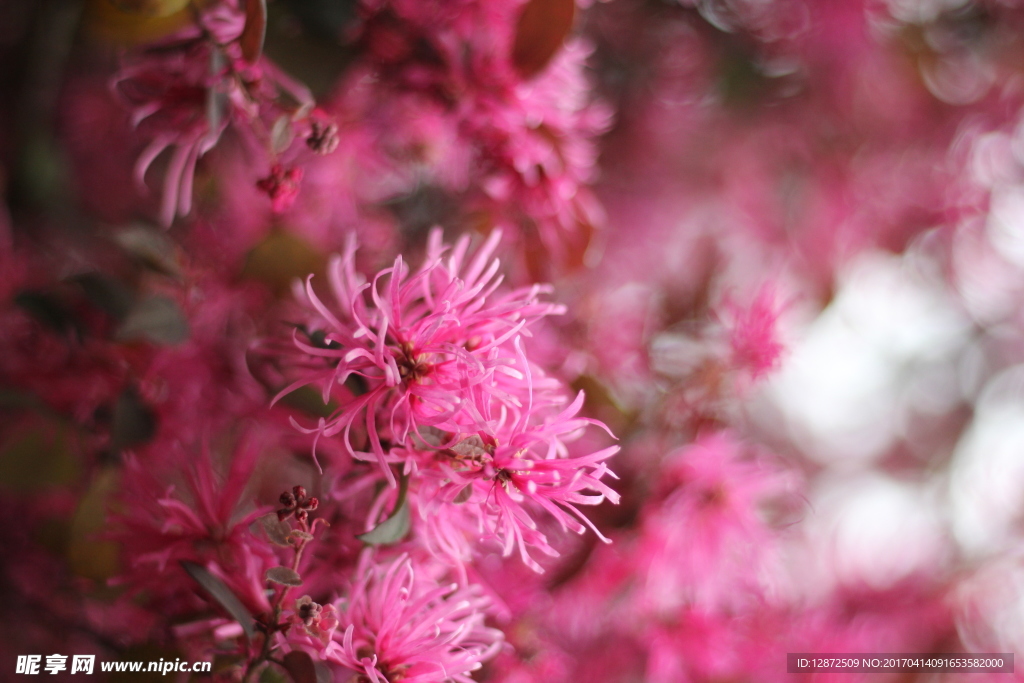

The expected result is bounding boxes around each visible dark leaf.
[280,386,337,419]
[357,472,410,545]
[511,0,575,79]
[211,653,246,675]
[0,390,42,410]
[116,294,189,345]
[280,0,358,41]
[72,273,135,320]
[15,290,81,338]
[0,414,79,490]
[266,566,303,586]
[110,386,157,452]
[345,373,368,397]
[282,651,317,683]
[259,513,292,547]
[181,561,255,641]
[240,0,267,63]
[451,435,490,459]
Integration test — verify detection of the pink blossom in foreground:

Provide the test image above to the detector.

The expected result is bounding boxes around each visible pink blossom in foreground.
[280,228,564,484]
[326,554,503,683]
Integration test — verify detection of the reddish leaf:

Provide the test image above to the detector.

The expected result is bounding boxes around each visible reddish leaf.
[512,0,576,79]
[240,0,267,64]
[282,651,317,683]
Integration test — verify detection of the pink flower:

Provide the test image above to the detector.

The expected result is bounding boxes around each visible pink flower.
[257,164,304,213]
[326,554,502,683]
[288,595,340,648]
[279,228,564,484]
[112,2,320,226]
[113,26,235,227]
[344,1,611,267]
[638,433,798,613]
[108,432,274,616]
[725,284,786,382]
[418,390,621,573]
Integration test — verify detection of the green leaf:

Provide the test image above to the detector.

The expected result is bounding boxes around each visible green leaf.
[181,561,256,641]
[259,513,292,547]
[357,501,410,545]
[116,294,189,345]
[258,664,290,683]
[114,225,182,277]
[67,467,121,581]
[266,566,303,586]
[0,414,80,489]
[289,530,314,543]
[357,473,410,546]
[271,114,295,154]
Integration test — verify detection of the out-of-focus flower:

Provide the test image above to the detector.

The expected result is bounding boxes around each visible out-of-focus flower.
[638,432,796,613]
[725,283,786,383]
[111,9,239,227]
[338,0,611,268]
[112,1,324,226]
[326,554,503,683]
[108,432,274,616]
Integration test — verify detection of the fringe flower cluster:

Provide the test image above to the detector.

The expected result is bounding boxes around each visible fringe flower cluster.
[282,229,619,572]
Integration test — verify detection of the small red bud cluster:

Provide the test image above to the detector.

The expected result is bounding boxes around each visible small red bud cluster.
[307,119,340,155]
[277,485,319,524]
